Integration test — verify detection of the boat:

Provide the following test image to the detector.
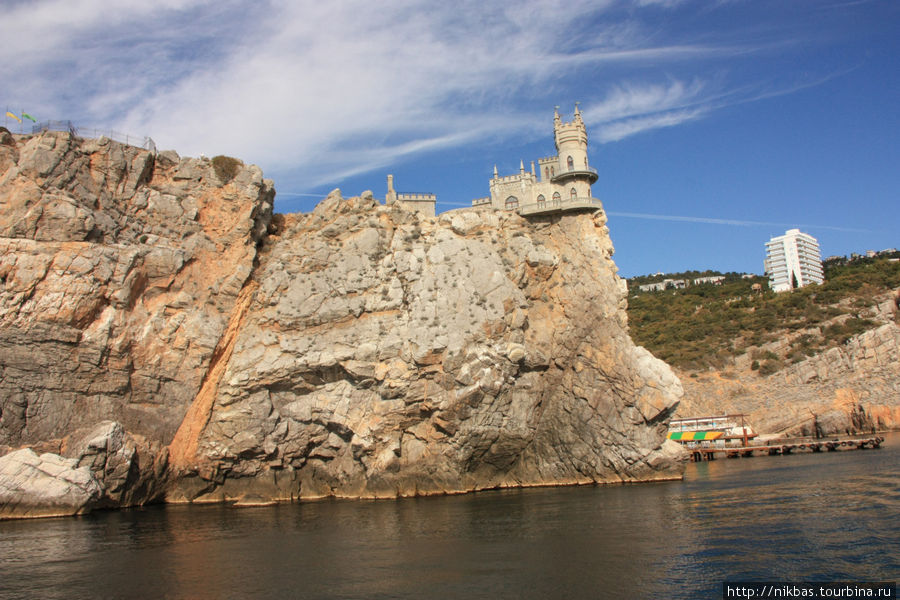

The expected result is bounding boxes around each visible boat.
[667,414,757,448]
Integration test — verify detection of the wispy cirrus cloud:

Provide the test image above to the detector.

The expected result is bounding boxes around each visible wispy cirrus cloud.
[111,0,692,181]
[581,78,726,142]
[0,0,842,189]
[581,63,848,144]
[634,0,687,7]
[608,211,872,233]
[595,108,709,142]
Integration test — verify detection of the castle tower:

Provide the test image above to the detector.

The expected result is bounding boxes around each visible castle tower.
[386,174,397,204]
[472,105,603,216]
[552,104,597,196]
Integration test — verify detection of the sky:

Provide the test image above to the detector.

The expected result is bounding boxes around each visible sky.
[2,0,898,277]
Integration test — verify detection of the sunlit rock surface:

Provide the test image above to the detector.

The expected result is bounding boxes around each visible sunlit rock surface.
[0,132,683,517]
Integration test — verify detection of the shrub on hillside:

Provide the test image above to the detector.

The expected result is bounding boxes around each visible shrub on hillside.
[757,359,783,376]
[211,155,242,184]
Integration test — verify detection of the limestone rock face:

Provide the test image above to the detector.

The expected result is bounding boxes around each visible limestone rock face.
[168,193,684,503]
[0,132,683,516]
[0,132,274,451]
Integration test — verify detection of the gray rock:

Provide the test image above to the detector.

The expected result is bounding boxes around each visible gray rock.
[0,132,686,515]
[678,317,900,436]
[172,198,685,504]
[64,421,168,508]
[0,131,274,449]
[0,448,102,519]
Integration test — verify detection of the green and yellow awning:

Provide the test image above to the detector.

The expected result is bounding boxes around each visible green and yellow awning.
[668,431,724,441]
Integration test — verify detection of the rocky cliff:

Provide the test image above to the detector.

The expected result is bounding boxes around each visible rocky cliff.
[0,131,683,518]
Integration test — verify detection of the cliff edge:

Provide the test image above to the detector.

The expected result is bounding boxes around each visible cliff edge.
[0,132,683,518]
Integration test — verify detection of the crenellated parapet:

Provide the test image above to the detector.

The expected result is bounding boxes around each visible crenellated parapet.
[386,174,436,217]
[491,172,537,185]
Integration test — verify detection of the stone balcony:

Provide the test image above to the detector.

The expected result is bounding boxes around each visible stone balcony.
[549,166,599,184]
[518,197,603,217]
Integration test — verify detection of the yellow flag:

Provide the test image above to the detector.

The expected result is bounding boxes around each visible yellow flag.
[5,111,21,123]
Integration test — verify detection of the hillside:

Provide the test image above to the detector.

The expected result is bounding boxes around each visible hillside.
[626,256,900,435]
[627,255,900,372]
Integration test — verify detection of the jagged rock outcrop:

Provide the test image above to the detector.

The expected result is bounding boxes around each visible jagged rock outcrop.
[167,192,684,503]
[0,132,683,517]
[0,132,273,451]
[0,420,166,517]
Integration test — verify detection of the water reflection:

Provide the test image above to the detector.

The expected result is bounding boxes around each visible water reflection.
[1,433,897,599]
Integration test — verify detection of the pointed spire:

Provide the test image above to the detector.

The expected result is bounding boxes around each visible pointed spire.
[493,165,499,178]
[574,102,583,123]
[554,105,561,123]
[519,160,525,173]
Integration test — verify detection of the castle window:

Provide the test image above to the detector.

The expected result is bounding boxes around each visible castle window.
[537,194,545,207]
[544,167,549,181]
[584,157,588,168]
[552,191,561,203]
[570,188,577,200]
[505,196,519,210]
[567,156,574,170]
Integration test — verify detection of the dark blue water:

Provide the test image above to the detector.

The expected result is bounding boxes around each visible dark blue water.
[1,434,897,599]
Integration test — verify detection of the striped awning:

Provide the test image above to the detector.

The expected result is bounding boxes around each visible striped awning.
[668,431,724,441]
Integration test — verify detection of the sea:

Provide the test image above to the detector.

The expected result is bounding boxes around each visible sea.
[1,433,897,600]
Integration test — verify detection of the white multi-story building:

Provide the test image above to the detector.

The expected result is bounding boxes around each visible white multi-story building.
[764,229,824,292]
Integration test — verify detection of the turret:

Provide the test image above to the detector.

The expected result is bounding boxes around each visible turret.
[554,103,593,180]
[386,174,397,204]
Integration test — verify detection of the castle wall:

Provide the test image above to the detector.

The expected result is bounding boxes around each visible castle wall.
[489,173,537,210]
[538,157,557,182]
[398,196,436,217]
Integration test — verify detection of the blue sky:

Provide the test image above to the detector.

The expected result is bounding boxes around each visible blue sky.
[2,0,897,277]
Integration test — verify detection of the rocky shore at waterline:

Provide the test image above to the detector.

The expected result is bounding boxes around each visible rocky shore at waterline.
[0,131,684,519]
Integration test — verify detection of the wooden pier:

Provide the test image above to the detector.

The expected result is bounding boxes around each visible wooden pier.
[687,436,885,462]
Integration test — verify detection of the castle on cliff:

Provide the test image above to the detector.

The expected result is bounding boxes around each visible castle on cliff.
[386,105,602,218]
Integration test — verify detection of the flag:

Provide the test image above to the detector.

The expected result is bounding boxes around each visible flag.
[5,111,21,123]
[21,113,36,122]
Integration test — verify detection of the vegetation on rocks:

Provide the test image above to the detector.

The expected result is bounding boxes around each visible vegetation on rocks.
[211,155,243,183]
[626,254,900,372]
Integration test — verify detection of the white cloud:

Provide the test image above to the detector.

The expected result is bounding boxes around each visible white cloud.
[633,0,686,7]
[608,212,872,232]
[596,108,708,142]
[116,1,634,179]
[585,79,707,122]
[0,0,835,188]
[581,79,716,142]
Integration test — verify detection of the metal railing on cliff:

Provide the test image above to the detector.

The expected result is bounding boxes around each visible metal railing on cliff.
[518,197,602,216]
[31,121,157,154]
